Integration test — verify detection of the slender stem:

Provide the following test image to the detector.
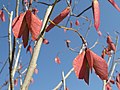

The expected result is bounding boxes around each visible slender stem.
[62,71,66,90]
[53,68,74,90]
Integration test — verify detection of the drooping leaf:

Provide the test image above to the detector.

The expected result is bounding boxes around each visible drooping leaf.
[92,51,108,80]
[21,17,29,48]
[73,51,89,85]
[0,10,5,22]
[46,7,70,32]
[82,56,90,85]
[92,0,102,36]
[73,51,85,78]
[108,0,120,12]
[12,13,26,38]
[85,49,94,71]
[107,35,116,51]
[25,10,42,40]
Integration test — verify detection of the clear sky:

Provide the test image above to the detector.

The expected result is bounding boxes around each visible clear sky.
[0,0,120,90]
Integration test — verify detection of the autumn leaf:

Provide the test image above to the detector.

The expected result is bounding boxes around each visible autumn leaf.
[46,7,70,32]
[14,79,18,86]
[92,0,102,36]
[107,35,116,51]
[75,19,80,26]
[116,73,120,89]
[43,38,49,44]
[85,48,94,71]
[108,0,120,12]
[12,10,42,47]
[73,51,89,84]
[91,51,108,80]
[0,10,5,22]
[12,13,26,38]
[25,10,42,40]
[55,56,61,64]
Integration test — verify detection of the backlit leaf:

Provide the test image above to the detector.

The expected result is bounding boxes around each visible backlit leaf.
[12,13,26,38]
[25,10,42,40]
[92,0,102,36]
[46,7,70,32]
[92,51,108,80]
[108,0,120,12]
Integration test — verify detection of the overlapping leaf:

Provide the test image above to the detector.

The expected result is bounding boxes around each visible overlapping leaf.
[12,10,42,47]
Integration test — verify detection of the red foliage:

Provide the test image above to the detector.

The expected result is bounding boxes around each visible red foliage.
[92,0,101,36]
[55,56,61,64]
[108,0,120,12]
[43,38,49,44]
[14,79,18,86]
[75,20,80,26]
[107,35,116,51]
[106,83,112,90]
[46,7,70,32]
[0,10,5,22]
[116,73,120,89]
[12,10,42,47]
[73,49,108,84]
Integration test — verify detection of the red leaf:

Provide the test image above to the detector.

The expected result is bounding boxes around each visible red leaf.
[92,0,102,36]
[32,8,39,15]
[75,19,80,26]
[12,13,26,38]
[107,35,116,51]
[73,51,89,84]
[46,7,70,32]
[26,45,32,54]
[85,49,94,71]
[43,38,49,44]
[0,10,5,22]
[25,10,42,40]
[21,17,29,48]
[108,0,120,12]
[106,83,112,90]
[55,56,61,64]
[14,79,18,86]
[92,51,108,80]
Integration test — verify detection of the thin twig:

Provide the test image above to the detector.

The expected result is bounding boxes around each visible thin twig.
[62,71,66,90]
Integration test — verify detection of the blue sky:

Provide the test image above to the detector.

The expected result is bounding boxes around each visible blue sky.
[0,0,120,90]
